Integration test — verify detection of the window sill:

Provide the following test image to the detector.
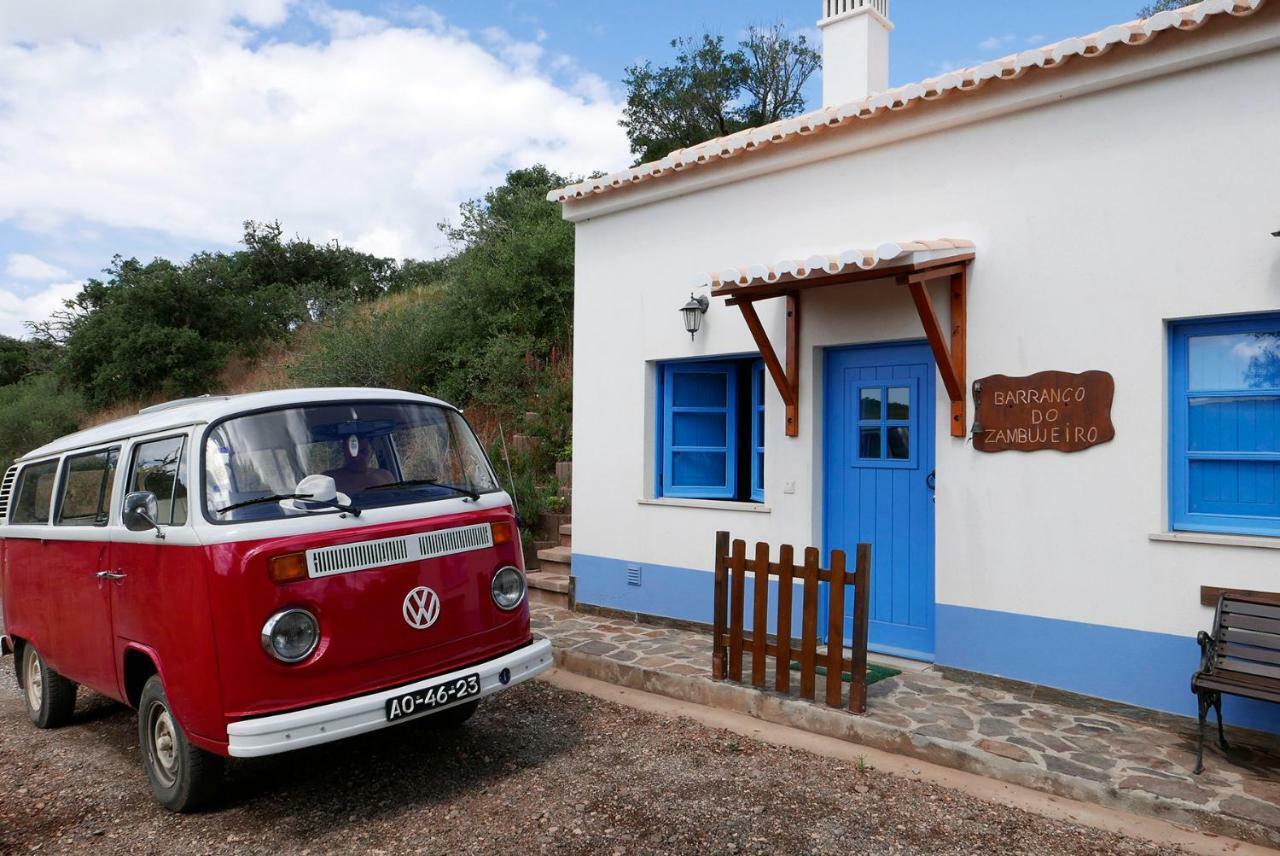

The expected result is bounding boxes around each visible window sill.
[1149,531,1280,551]
[638,498,771,513]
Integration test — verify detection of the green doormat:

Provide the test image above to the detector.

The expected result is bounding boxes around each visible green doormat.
[789,660,901,686]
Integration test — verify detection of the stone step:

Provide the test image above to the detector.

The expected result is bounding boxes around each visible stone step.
[535,545,570,578]
[559,523,572,549]
[526,570,573,609]
[537,544,571,564]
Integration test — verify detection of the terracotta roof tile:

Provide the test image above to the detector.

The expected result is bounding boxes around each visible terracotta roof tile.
[703,238,975,292]
[550,0,1267,204]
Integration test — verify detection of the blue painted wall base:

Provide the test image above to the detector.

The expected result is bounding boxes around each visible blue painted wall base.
[936,604,1280,734]
[573,552,1280,735]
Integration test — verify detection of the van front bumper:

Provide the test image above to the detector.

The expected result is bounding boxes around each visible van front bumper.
[226,637,554,758]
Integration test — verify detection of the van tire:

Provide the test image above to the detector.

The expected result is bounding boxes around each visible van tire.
[138,676,224,812]
[430,699,480,729]
[20,643,77,728]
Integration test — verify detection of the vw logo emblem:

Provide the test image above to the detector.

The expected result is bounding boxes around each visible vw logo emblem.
[402,586,441,630]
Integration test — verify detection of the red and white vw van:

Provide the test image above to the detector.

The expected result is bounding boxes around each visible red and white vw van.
[0,388,551,811]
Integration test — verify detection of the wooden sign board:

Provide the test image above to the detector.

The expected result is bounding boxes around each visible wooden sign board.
[973,370,1115,453]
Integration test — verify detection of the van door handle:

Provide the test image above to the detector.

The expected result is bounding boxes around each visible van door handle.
[95,571,126,581]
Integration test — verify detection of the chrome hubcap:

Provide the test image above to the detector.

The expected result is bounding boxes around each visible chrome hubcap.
[149,706,179,787]
[23,649,42,713]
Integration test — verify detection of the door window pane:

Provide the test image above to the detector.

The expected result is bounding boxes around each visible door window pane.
[887,427,910,460]
[10,460,57,525]
[859,428,881,459]
[859,388,882,420]
[57,449,118,526]
[887,387,911,420]
[129,437,188,526]
[1189,332,1280,391]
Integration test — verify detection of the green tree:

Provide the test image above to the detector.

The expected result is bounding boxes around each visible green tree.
[0,335,55,386]
[296,165,576,413]
[621,23,821,164]
[1137,0,1195,15]
[36,222,400,407]
[0,374,84,466]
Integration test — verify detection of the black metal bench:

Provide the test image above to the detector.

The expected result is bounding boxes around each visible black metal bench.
[1192,592,1280,773]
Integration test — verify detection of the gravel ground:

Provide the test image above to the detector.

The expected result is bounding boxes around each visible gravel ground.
[0,662,1182,855]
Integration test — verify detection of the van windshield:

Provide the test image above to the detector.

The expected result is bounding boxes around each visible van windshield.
[203,402,499,523]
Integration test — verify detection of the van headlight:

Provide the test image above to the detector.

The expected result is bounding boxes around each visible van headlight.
[491,566,526,611]
[261,608,320,663]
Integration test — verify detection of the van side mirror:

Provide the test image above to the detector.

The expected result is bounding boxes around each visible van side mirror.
[123,491,162,536]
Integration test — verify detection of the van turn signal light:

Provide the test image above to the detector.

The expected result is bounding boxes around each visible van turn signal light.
[490,519,515,546]
[269,552,308,584]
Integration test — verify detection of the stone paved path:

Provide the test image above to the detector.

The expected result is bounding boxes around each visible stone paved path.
[531,603,1280,847]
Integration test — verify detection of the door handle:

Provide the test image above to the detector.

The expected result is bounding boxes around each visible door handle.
[95,571,126,581]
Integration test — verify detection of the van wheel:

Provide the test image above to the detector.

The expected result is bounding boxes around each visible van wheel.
[431,700,480,729]
[138,676,224,812]
[20,644,77,728]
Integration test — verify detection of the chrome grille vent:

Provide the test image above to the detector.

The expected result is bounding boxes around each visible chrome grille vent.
[305,522,494,579]
[419,523,493,559]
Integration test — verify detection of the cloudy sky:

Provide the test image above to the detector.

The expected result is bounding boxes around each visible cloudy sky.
[0,0,1144,337]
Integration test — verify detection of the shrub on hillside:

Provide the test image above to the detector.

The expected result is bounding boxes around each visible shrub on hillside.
[0,374,85,466]
[36,222,405,408]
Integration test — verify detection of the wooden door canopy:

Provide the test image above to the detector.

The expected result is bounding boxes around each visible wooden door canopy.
[708,240,973,438]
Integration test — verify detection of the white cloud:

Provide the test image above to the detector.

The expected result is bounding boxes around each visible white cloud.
[0,280,81,338]
[5,254,69,281]
[0,1,291,43]
[977,33,1017,52]
[0,2,629,261]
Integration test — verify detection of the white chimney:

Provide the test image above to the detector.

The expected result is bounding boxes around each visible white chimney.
[819,0,892,107]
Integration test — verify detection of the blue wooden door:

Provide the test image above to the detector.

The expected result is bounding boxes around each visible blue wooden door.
[823,342,936,660]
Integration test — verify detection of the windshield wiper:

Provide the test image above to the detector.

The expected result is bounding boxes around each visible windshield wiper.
[362,479,480,501]
[216,493,362,516]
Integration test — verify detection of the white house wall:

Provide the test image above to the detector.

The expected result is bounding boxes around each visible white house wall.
[568,28,1280,724]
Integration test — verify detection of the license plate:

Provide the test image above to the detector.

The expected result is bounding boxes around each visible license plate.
[385,673,480,722]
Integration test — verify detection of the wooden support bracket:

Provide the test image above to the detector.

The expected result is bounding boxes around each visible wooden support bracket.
[722,257,969,440]
[737,296,800,436]
[902,267,968,438]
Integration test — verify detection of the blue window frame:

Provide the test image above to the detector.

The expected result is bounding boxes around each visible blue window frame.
[656,357,764,501]
[751,362,765,502]
[1170,314,1280,536]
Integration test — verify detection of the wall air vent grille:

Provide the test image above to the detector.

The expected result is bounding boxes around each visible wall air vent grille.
[0,465,18,522]
[305,523,494,580]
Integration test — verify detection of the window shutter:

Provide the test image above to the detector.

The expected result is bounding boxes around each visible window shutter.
[662,362,738,499]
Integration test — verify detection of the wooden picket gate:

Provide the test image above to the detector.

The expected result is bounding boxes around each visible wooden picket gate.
[711,531,872,713]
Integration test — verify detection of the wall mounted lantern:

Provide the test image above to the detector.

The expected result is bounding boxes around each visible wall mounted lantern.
[680,293,709,340]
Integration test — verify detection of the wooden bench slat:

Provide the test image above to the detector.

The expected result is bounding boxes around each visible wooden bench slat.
[1224,599,1280,621]
[1194,672,1280,704]
[1221,613,1280,636]
[1218,657,1280,682]
[1219,641,1280,667]
[1223,627,1280,651]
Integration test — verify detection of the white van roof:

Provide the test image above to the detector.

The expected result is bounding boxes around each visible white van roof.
[16,387,455,463]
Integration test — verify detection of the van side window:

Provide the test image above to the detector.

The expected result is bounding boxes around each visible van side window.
[128,437,189,526]
[10,460,58,525]
[56,448,119,526]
